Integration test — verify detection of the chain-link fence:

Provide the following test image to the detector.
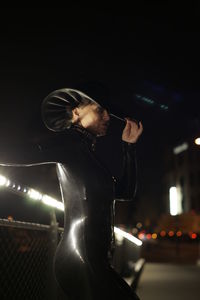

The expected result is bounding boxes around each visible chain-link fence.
[0,215,65,300]
[0,216,142,299]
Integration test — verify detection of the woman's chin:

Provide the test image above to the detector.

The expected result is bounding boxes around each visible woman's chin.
[87,124,108,137]
[97,128,108,137]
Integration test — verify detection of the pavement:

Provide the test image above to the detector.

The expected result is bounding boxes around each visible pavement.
[137,262,200,300]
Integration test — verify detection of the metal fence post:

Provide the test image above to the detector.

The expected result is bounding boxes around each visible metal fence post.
[46,209,58,300]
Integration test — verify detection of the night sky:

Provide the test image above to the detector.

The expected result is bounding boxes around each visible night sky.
[0,3,200,225]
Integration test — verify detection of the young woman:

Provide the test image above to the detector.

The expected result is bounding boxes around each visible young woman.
[42,88,143,300]
[2,88,143,299]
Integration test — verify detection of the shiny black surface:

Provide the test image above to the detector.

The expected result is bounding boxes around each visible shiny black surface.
[0,125,139,299]
[52,126,139,299]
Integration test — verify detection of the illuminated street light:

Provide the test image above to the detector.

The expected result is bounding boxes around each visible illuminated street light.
[42,195,64,211]
[0,175,8,186]
[195,137,200,145]
[169,186,183,216]
[0,171,143,247]
[28,189,43,201]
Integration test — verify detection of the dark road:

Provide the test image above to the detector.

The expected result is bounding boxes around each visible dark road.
[137,263,200,300]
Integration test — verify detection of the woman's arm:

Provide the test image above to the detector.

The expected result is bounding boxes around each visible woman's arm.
[114,142,137,201]
[114,119,143,201]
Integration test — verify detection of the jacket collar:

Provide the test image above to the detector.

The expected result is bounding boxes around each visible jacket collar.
[70,124,96,150]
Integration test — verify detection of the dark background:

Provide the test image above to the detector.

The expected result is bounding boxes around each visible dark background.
[0,3,200,226]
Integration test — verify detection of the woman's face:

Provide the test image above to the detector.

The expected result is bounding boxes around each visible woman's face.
[74,103,110,136]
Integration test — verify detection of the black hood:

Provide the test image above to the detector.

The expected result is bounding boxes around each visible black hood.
[41,88,102,132]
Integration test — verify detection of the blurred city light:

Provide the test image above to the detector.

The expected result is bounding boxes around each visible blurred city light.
[0,175,8,186]
[7,215,13,221]
[115,229,124,245]
[195,137,200,145]
[138,232,145,240]
[152,233,157,239]
[135,94,155,105]
[160,230,166,237]
[42,195,64,211]
[6,180,11,187]
[114,227,142,246]
[191,233,197,239]
[169,187,182,216]
[135,94,168,110]
[136,222,143,229]
[0,171,143,246]
[146,233,152,240]
[27,189,43,201]
[168,231,174,237]
[173,142,188,154]
[176,231,182,237]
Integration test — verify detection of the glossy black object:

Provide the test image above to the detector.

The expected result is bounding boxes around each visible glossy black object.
[47,125,139,299]
[41,88,102,132]
[0,125,139,300]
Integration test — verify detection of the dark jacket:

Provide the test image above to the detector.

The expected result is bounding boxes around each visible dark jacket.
[0,125,139,300]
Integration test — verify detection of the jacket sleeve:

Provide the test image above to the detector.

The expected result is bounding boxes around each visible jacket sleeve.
[114,141,137,201]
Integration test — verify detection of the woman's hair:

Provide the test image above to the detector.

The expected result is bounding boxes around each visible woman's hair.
[65,97,93,128]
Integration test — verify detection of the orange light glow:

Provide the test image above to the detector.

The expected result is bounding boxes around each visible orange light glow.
[160,230,166,237]
[138,233,145,240]
[136,222,143,229]
[146,233,152,240]
[176,231,182,237]
[191,233,197,239]
[168,231,174,237]
[152,233,157,239]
